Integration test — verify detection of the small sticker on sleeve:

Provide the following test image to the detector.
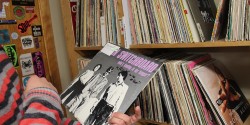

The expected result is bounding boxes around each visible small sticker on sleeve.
[101,43,120,56]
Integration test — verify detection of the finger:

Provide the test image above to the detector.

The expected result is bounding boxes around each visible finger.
[221,100,227,113]
[108,116,126,125]
[131,106,141,123]
[110,112,131,125]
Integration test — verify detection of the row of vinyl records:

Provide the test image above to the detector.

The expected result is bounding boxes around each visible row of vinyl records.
[73,0,250,48]
[77,53,250,125]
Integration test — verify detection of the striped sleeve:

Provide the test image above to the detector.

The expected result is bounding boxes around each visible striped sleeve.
[20,87,81,125]
[0,46,24,125]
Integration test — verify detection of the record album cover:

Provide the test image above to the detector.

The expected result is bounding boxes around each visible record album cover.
[192,59,250,125]
[60,43,162,125]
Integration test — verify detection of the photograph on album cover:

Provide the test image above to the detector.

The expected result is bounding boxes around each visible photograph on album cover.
[192,60,250,125]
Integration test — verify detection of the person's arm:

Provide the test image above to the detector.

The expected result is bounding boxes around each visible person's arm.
[20,75,141,125]
[19,75,81,125]
[0,46,24,125]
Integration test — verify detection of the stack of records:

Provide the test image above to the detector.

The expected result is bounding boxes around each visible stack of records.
[226,0,250,41]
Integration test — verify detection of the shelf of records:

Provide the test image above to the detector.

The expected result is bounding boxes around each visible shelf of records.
[77,53,250,125]
[73,0,250,48]
[75,41,250,51]
[74,46,103,51]
[129,41,250,49]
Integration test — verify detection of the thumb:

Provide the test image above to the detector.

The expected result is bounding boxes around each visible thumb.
[131,106,141,123]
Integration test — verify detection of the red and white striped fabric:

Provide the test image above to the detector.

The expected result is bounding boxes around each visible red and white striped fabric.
[0,45,81,125]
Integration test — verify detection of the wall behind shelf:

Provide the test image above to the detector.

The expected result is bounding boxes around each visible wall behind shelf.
[49,0,71,91]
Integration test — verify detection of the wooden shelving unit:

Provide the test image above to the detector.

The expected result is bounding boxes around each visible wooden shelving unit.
[60,0,250,124]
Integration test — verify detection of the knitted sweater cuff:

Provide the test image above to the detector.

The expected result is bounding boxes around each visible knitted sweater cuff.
[23,87,62,107]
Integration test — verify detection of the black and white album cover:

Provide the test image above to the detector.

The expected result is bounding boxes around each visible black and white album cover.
[60,43,162,125]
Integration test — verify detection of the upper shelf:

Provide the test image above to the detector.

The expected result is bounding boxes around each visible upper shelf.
[130,41,250,49]
[74,41,250,51]
[75,46,103,51]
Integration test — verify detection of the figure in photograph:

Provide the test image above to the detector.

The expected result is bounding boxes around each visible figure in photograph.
[84,70,129,125]
[214,65,242,113]
[60,64,102,107]
[70,66,114,114]
[214,64,250,124]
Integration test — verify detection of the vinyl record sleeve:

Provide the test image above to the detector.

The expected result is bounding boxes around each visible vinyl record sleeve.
[192,59,250,125]
[60,43,162,125]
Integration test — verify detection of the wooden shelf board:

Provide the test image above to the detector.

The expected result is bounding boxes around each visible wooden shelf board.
[74,42,250,51]
[130,41,250,49]
[74,46,103,51]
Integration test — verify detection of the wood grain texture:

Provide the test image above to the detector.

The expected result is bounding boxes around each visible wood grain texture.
[60,0,82,79]
[0,0,62,93]
[38,0,62,93]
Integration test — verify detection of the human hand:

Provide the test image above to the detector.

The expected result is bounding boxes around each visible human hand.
[24,75,57,95]
[108,106,141,125]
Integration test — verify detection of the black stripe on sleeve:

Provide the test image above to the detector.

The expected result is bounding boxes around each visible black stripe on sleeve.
[4,94,23,124]
[0,57,11,74]
[0,72,19,110]
[23,99,64,119]
[22,113,58,125]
